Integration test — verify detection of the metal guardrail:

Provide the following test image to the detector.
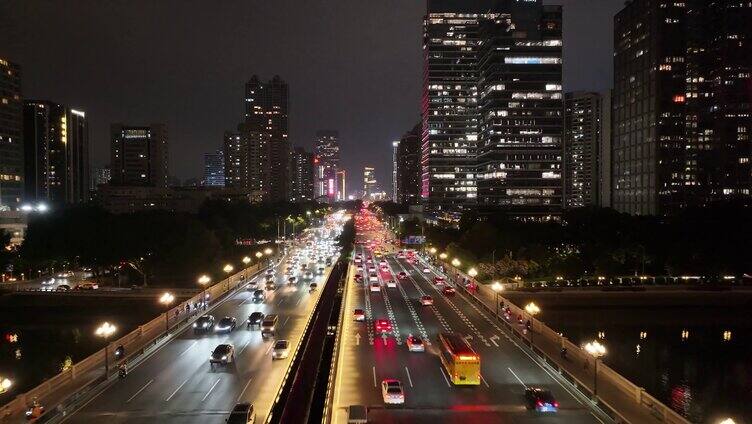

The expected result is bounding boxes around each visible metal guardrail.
[0,259,273,423]
[432,256,689,424]
[321,261,351,424]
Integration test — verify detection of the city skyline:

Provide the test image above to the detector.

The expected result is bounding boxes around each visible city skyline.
[0,0,625,193]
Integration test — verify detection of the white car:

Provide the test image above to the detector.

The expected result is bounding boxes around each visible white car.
[406,335,425,352]
[422,267,431,273]
[272,340,290,360]
[370,282,381,292]
[368,273,378,283]
[381,379,405,405]
[386,280,397,288]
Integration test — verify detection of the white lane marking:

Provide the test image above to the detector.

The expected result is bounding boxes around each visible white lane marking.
[178,341,197,357]
[372,366,377,387]
[282,316,290,328]
[126,379,153,403]
[404,366,414,387]
[439,366,451,387]
[202,378,221,401]
[237,377,254,402]
[489,335,500,347]
[278,298,285,306]
[238,339,251,354]
[295,297,302,306]
[591,412,606,424]
[507,367,526,388]
[265,343,274,355]
[480,374,490,388]
[165,377,189,401]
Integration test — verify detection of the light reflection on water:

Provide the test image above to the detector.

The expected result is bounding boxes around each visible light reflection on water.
[555,322,750,423]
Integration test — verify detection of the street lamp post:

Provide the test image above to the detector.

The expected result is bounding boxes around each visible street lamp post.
[492,282,503,318]
[584,340,607,401]
[95,322,117,378]
[159,292,175,333]
[197,274,211,309]
[524,302,541,347]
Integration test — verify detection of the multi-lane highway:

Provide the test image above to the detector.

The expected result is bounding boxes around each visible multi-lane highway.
[333,209,607,423]
[61,224,343,424]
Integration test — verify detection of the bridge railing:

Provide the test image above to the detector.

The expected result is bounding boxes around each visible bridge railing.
[0,260,272,422]
[434,257,689,424]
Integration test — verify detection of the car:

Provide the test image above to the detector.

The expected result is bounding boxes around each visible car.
[271,340,290,360]
[386,280,397,288]
[396,251,405,259]
[442,286,456,296]
[433,276,446,285]
[354,274,364,283]
[379,260,388,267]
[524,388,559,412]
[374,319,392,334]
[247,280,259,290]
[261,314,279,338]
[422,267,431,273]
[419,295,433,306]
[287,276,297,285]
[406,335,425,352]
[304,271,313,280]
[247,312,265,329]
[216,316,237,332]
[370,282,381,292]
[209,344,235,368]
[368,273,378,283]
[227,402,256,424]
[309,282,318,292]
[353,309,365,322]
[317,267,325,275]
[253,289,266,302]
[265,281,276,291]
[397,271,407,280]
[381,379,405,405]
[56,284,71,291]
[75,282,99,290]
[193,315,215,333]
[265,269,274,276]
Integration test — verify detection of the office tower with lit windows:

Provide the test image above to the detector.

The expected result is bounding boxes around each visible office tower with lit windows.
[203,150,225,187]
[110,123,168,187]
[243,75,289,202]
[91,167,111,189]
[395,122,422,204]
[564,92,603,208]
[314,130,340,202]
[223,131,246,188]
[423,0,564,218]
[613,0,752,215]
[336,170,346,201]
[23,101,90,204]
[0,58,23,208]
[289,146,314,202]
[475,2,564,216]
[363,166,376,198]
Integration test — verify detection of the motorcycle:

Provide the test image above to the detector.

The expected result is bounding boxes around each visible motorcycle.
[118,364,128,379]
[25,400,44,421]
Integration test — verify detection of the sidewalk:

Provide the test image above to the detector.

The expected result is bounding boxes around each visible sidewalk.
[425,255,688,424]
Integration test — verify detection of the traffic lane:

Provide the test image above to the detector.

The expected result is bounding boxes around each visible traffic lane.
[65,259,330,423]
[403,257,600,423]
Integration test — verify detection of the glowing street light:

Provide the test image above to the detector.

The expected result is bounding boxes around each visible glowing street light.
[468,267,478,278]
[197,274,211,309]
[524,302,541,346]
[264,248,273,255]
[451,258,461,267]
[242,256,251,265]
[584,340,607,400]
[255,252,263,259]
[95,322,117,377]
[492,282,504,318]
[429,247,437,254]
[719,419,736,424]
[160,292,175,333]
[223,264,234,274]
[0,377,11,394]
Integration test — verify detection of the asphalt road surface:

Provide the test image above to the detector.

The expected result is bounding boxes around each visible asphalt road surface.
[62,247,337,424]
[333,215,606,423]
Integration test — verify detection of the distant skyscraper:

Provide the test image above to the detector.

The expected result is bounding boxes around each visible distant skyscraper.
[392,140,399,200]
[564,92,603,208]
[289,146,314,202]
[336,170,346,201]
[203,150,225,187]
[110,123,168,187]
[599,90,612,208]
[0,58,23,209]
[363,167,376,198]
[92,166,111,189]
[223,131,246,188]
[612,0,752,215]
[395,123,421,204]
[423,0,564,218]
[314,130,340,202]
[23,101,90,204]
[242,75,289,202]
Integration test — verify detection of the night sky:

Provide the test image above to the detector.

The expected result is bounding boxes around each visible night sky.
[1,0,624,192]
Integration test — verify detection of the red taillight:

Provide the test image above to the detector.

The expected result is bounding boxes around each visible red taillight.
[553,401,559,408]
[536,401,543,407]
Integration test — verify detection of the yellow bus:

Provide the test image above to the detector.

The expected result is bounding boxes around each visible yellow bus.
[438,332,481,385]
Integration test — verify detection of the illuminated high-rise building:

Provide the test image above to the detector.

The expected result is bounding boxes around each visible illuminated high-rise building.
[23,101,90,204]
[336,170,346,201]
[314,130,340,202]
[289,146,314,202]
[564,92,603,208]
[0,58,23,209]
[110,123,168,188]
[203,150,225,187]
[363,166,376,198]
[395,123,421,204]
[223,131,246,188]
